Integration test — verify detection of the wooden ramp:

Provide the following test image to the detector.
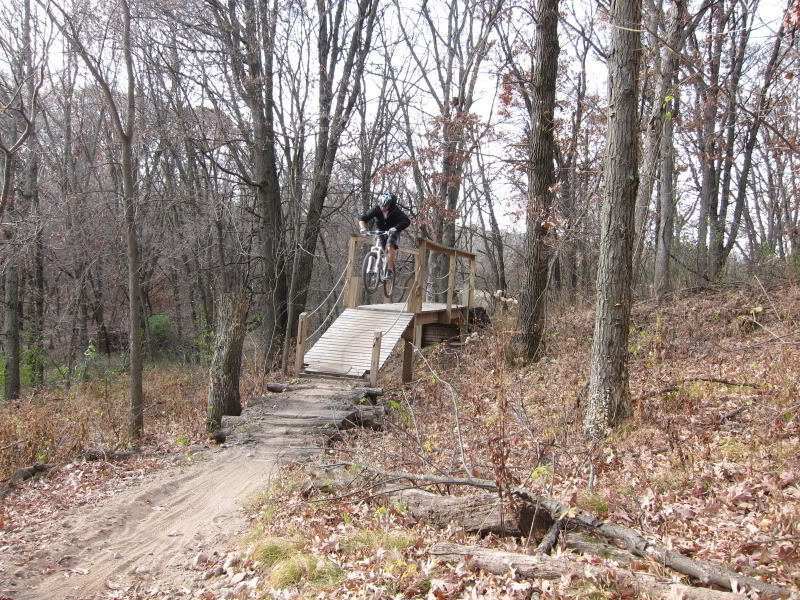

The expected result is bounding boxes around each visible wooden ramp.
[302,308,414,377]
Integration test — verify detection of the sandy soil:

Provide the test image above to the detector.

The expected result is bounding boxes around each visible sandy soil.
[0,379,378,600]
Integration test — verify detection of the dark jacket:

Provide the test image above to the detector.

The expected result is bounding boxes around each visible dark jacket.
[359,205,411,233]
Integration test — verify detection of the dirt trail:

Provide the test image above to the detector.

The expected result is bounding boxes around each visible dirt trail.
[1,379,382,600]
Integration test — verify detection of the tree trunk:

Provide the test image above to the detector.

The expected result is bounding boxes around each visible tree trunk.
[585,0,642,439]
[292,0,378,316]
[207,292,249,432]
[3,255,21,401]
[654,92,676,303]
[513,0,559,361]
[21,0,45,387]
[694,4,723,280]
[710,21,787,278]
[115,3,144,441]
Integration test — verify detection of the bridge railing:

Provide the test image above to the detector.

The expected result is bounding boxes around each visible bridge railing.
[406,238,476,320]
[343,234,476,318]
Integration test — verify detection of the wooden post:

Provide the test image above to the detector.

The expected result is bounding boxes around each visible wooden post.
[344,235,359,308]
[369,330,382,388]
[467,256,476,313]
[294,312,309,375]
[402,338,413,383]
[446,252,456,321]
[409,239,427,314]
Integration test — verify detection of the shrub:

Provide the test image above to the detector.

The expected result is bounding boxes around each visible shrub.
[146,313,180,359]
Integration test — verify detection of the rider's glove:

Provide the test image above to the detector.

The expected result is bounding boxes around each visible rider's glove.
[387,227,397,235]
[360,228,368,235]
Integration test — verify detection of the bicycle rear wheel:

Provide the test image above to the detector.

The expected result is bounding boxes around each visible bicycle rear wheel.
[383,267,396,301]
[362,251,380,293]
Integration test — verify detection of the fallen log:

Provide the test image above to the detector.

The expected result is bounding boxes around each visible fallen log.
[10,461,54,483]
[430,542,749,600]
[386,488,552,538]
[517,490,792,599]
[266,383,383,397]
[535,520,561,554]
[266,383,315,393]
[350,386,384,398]
[563,532,634,566]
[346,465,793,599]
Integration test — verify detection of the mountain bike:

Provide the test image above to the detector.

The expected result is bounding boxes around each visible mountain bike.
[362,230,395,299]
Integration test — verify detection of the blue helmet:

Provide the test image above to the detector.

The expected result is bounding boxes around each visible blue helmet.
[378,192,397,211]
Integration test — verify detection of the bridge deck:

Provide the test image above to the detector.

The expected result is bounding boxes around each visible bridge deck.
[301,303,466,378]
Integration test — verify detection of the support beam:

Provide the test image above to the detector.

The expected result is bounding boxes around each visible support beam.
[369,330,383,387]
[408,239,427,314]
[402,339,414,383]
[467,257,476,314]
[446,253,456,320]
[294,312,309,375]
[344,235,359,308]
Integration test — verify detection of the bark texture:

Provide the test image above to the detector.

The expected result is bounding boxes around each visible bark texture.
[430,542,751,599]
[3,254,21,401]
[513,0,559,361]
[207,292,249,432]
[584,0,642,438]
[385,488,552,538]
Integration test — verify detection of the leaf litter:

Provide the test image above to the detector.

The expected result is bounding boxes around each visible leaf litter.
[1,282,799,598]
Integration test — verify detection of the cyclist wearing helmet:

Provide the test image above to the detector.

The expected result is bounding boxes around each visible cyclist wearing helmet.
[358,192,411,279]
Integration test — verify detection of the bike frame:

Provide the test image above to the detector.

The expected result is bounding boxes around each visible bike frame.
[362,231,394,298]
[369,234,388,277]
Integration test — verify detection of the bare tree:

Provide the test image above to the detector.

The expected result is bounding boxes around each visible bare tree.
[0,0,47,400]
[45,0,145,438]
[634,0,708,286]
[585,0,642,439]
[395,0,505,299]
[292,0,380,314]
[202,0,287,366]
[496,0,560,361]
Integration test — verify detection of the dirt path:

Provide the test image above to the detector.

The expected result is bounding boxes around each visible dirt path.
[1,379,382,600]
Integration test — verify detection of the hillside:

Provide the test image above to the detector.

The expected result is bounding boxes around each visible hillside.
[1,281,798,598]
[254,281,800,598]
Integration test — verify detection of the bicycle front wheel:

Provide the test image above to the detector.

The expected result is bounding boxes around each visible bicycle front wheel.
[362,251,380,293]
[383,267,396,301]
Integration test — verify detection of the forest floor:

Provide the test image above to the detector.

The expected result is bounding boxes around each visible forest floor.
[1,280,800,599]
[0,379,380,599]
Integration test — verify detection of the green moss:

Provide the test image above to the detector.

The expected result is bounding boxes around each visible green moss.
[717,436,749,460]
[256,537,302,567]
[576,492,609,517]
[267,553,342,589]
[342,528,417,554]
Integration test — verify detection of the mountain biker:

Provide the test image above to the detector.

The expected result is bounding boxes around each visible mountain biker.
[358,192,411,279]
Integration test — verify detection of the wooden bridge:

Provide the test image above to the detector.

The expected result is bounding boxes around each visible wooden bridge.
[295,237,476,386]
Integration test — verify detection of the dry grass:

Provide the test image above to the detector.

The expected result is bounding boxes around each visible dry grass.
[3,280,800,596]
[0,362,257,480]
[300,280,800,594]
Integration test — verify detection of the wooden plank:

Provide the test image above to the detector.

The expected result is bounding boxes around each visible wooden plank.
[306,347,398,361]
[415,237,475,260]
[302,307,414,377]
